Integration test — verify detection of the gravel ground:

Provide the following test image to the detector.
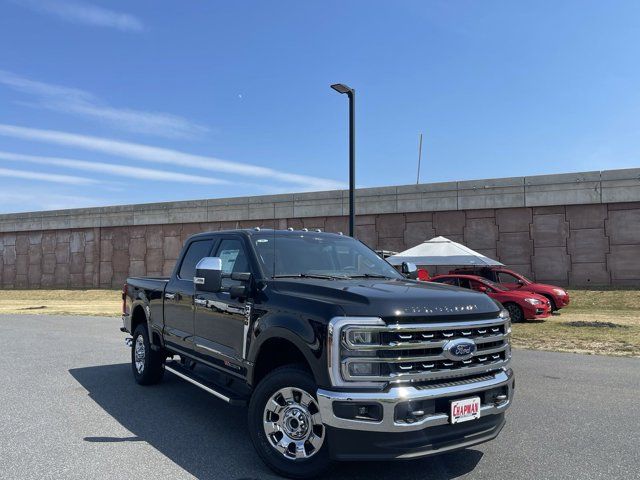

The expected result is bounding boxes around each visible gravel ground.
[0,314,638,480]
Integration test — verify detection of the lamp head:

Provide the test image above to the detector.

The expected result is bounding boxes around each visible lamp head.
[330,83,353,95]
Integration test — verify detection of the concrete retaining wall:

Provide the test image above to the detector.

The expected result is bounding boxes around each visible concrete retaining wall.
[1,168,639,288]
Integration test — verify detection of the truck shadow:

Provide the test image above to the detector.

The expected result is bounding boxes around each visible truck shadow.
[69,364,482,480]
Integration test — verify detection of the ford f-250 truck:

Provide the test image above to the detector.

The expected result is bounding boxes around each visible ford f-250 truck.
[121,228,514,478]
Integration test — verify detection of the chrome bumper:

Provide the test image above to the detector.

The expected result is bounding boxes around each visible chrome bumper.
[317,368,514,432]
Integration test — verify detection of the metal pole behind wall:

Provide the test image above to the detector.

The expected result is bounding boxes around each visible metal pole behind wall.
[348,90,356,238]
[416,133,423,184]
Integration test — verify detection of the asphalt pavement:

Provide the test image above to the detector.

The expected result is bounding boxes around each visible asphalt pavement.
[0,314,638,480]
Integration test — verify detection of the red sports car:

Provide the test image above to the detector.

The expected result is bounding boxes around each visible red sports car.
[431,274,552,322]
[450,266,570,311]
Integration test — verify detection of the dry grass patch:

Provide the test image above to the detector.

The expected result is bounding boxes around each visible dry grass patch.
[511,289,640,357]
[0,289,120,317]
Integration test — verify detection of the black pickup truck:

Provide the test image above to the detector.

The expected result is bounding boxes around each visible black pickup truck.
[121,228,514,478]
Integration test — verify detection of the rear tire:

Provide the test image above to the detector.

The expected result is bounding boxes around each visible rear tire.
[505,303,525,323]
[248,365,330,479]
[131,324,164,385]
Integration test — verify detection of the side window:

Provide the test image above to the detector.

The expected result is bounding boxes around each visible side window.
[215,239,250,288]
[438,277,459,287]
[178,240,214,280]
[471,280,489,292]
[457,278,471,289]
[497,271,519,284]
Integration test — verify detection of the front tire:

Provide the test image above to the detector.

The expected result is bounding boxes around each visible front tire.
[131,324,164,385]
[248,365,330,479]
[505,303,525,323]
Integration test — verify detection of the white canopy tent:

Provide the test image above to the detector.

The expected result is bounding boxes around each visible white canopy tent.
[386,236,504,267]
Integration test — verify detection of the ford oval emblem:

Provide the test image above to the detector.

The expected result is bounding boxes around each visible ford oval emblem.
[442,338,477,361]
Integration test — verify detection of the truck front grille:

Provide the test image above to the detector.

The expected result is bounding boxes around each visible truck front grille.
[332,316,511,385]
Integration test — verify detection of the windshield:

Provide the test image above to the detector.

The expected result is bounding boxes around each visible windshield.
[252,232,403,280]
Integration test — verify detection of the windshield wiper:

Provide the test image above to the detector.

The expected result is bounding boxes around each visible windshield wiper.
[344,273,392,279]
[273,274,348,280]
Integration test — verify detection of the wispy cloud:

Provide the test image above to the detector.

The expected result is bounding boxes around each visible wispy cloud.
[0,188,106,212]
[13,0,144,32]
[0,70,208,138]
[0,166,96,185]
[0,124,345,191]
[0,151,231,185]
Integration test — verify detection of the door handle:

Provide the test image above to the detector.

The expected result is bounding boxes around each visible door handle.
[165,293,176,300]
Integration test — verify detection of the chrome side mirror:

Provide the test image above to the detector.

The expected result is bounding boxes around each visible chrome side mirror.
[194,257,222,293]
[401,261,418,280]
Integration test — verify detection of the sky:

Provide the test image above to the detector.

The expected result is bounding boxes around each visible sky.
[1,0,639,213]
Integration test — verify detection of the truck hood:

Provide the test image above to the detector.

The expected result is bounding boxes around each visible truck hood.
[272,278,500,320]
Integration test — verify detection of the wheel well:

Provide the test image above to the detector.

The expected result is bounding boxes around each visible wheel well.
[502,302,523,317]
[252,338,311,386]
[541,294,557,309]
[130,305,147,335]
[502,301,522,312]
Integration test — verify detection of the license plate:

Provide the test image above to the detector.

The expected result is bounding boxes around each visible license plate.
[450,397,481,424]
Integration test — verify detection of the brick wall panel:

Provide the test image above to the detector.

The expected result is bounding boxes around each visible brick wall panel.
[606,209,640,245]
[3,264,16,287]
[404,221,435,248]
[497,232,533,264]
[608,245,640,281]
[566,204,607,229]
[146,225,164,249]
[531,214,569,248]
[3,245,16,265]
[16,234,29,254]
[433,211,465,235]
[496,207,532,233]
[532,246,570,283]
[42,232,56,254]
[570,263,610,286]
[568,228,609,263]
[129,237,146,261]
[464,218,498,250]
[324,216,349,234]
[356,224,377,249]
[377,214,406,239]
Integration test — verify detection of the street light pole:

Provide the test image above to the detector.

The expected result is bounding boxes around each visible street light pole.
[330,83,356,237]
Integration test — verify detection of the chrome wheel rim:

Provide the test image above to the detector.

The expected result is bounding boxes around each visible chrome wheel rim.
[263,387,324,460]
[134,335,145,374]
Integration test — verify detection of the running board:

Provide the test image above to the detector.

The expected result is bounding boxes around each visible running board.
[164,361,247,406]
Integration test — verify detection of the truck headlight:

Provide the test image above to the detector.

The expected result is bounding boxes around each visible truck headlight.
[524,298,542,305]
[328,317,386,387]
[346,330,379,347]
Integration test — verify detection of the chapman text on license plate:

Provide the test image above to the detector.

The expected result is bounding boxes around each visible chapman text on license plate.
[450,396,481,424]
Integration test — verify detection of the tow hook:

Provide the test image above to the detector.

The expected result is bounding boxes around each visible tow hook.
[125,337,133,347]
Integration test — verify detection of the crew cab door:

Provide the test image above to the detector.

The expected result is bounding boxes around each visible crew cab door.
[193,236,252,375]
[163,238,215,354]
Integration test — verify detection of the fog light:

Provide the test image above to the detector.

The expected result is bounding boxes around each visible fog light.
[334,402,383,421]
[348,362,380,377]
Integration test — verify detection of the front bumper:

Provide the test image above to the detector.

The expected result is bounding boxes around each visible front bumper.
[317,368,514,460]
[555,294,570,308]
